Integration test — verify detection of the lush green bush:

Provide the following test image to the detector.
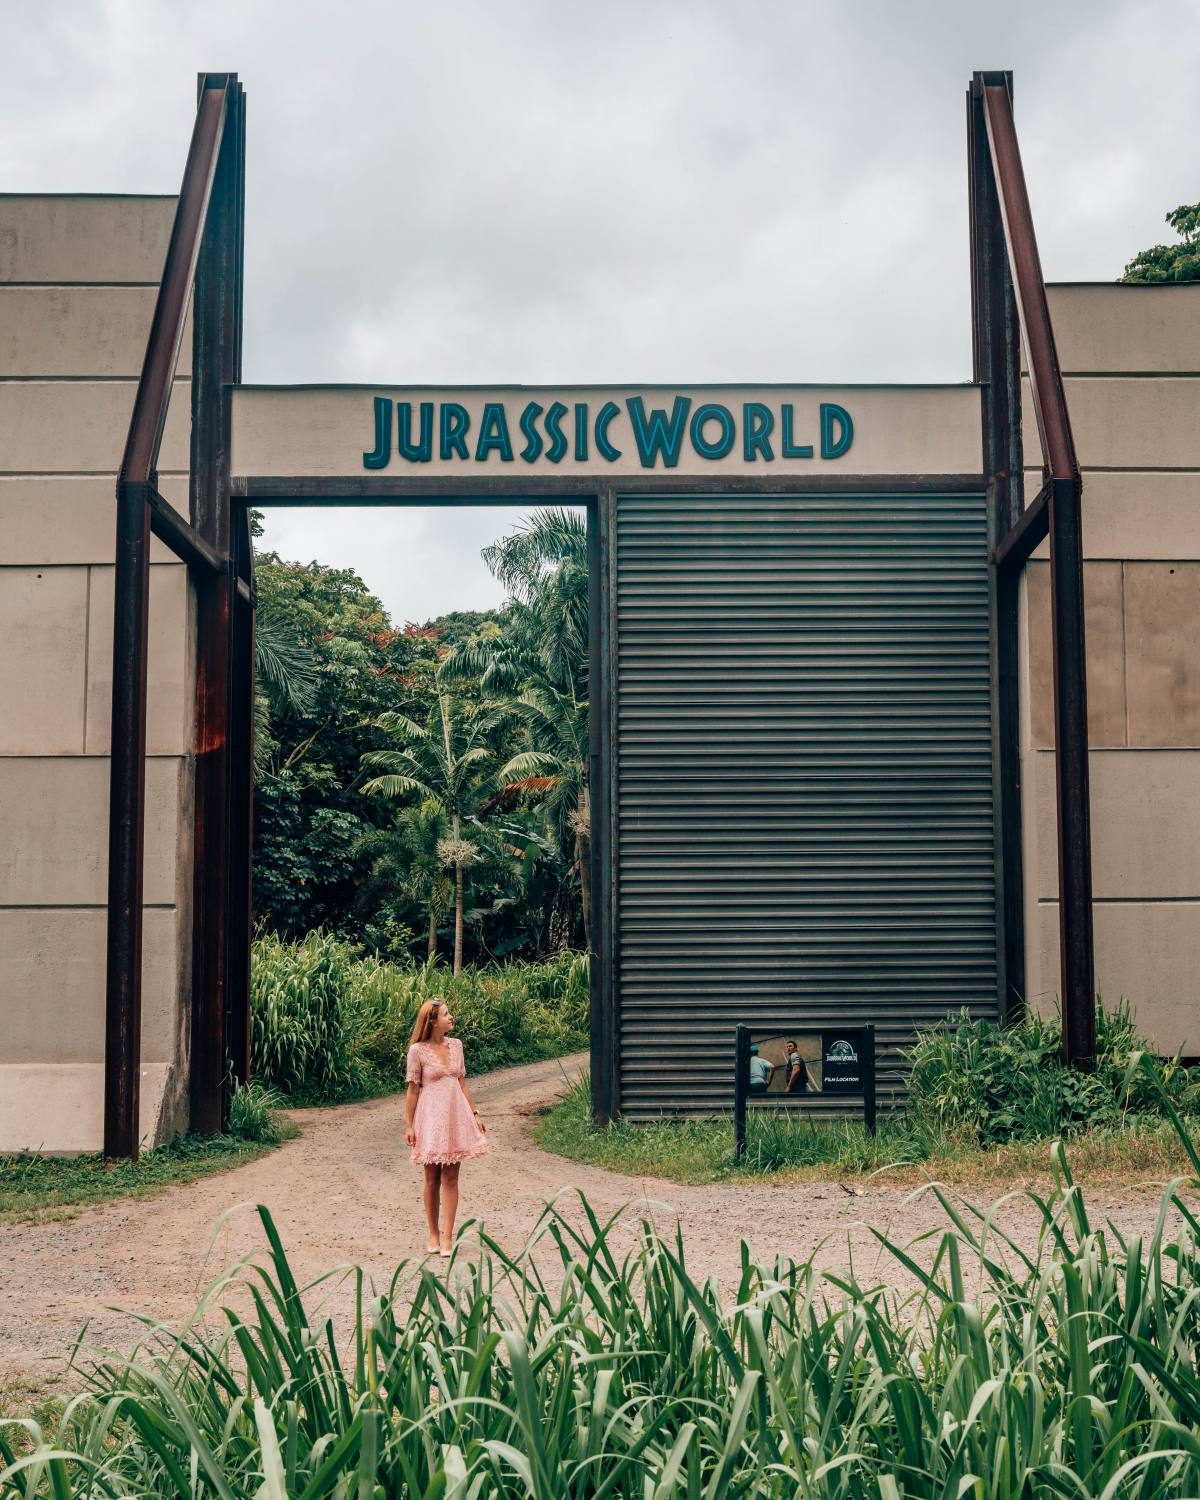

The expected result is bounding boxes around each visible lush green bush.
[907,1000,1200,1146]
[251,932,589,1101]
[9,1072,1200,1496]
[250,932,370,1099]
[226,1081,288,1145]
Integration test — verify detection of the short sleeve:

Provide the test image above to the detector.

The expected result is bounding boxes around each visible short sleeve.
[455,1037,467,1077]
[405,1045,423,1085]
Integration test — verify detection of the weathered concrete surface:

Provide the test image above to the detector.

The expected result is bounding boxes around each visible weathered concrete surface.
[0,195,174,284]
[0,476,182,564]
[1029,750,1200,900]
[1124,562,1200,747]
[1029,472,1200,562]
[0,566,89,754]
[1023,376,1200,470]
[1025,561,1127,748]
[1018,283,1200,1047]
[1030,901,1200,1051]
[0,285,191,377]
[1029,283,1200,374]
[0,195,195,1153]
[0,380,190,474]
[85,563,193,756]
[0,908,183,1062]
[0,756,188,906]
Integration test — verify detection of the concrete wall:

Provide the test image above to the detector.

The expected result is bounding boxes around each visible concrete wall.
[1019,283,1200,1052]
[0,195,196,1151]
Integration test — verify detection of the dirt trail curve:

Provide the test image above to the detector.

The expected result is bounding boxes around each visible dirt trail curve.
[0,1052,1174,1376]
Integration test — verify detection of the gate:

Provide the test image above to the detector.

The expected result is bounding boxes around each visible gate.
[92,69,1099,1156]
[613,487,998,1115]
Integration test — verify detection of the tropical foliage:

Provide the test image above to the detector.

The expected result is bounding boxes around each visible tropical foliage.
[251,509,590,963]
[9,1068,1200,1496]
[907,999,1200,1145]
[250,931,589,1102]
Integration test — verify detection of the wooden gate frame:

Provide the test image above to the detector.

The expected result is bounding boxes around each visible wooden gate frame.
[102,69,1096,1158]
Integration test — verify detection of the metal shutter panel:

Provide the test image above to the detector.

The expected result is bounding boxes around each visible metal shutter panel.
[613,491,998,1118]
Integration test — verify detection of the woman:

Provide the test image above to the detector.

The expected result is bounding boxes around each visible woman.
[405,997,489,1256]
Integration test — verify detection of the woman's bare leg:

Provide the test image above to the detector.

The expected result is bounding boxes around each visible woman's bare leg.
[423,1165,442,1250]
[439,1163,460,1250]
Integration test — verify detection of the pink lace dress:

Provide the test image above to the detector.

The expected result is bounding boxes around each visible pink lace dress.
[405,1038,489,1167]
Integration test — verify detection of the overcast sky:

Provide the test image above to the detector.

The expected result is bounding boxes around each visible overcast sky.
[2,0,1195,621]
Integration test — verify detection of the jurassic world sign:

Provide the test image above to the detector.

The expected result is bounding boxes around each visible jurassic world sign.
[229,385,983,480]
[362,394,854,469]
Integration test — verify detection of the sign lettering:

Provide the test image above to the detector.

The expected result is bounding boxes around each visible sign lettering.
[363,394,854,471]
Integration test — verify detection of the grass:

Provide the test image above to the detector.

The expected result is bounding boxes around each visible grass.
[0,1085,297,1225]
[536,1074,1200,1188]
[537,1005,1200,1190]
[7,1063,1200,1495]
[252,935,590,1104]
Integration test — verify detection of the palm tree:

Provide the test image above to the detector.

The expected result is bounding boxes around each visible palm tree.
[494,685,592,949]
[353,800,451,961]
[361,692,493,973]
[443,509,592,949]
[480,508,588,697]
[253,601,320,774]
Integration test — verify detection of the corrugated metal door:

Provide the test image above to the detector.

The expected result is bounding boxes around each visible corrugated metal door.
[613,491,997,1117]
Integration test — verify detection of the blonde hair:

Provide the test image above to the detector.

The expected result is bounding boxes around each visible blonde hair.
[409,998,444,1045]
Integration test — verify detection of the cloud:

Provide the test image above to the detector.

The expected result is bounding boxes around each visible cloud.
[3,0,1195,618]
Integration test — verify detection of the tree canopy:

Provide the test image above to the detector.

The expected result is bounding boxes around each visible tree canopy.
[251,512,590,967]
[1121,201,1200,284]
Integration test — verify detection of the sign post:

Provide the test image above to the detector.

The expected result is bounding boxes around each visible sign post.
[734,1024,750,1161]
[733,1023,876,1161]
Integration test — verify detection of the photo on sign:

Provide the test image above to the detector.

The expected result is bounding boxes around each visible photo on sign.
[745,1033,821,1098]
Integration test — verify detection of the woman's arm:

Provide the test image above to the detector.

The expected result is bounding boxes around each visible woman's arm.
[404,1081,421,1145]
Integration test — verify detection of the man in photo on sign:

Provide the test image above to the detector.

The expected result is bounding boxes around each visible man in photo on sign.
[783,1039,808,1093]
[748,1045,775,1095]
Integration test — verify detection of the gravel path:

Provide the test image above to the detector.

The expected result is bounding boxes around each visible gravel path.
[0,1051,1178,1383]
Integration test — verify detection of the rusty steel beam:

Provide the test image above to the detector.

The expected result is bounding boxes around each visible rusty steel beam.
[993,479,1050,573]
[190,76,246,1133]
[980,76,1077,484]
[103,480,152,1159]
[147,486,225,573]
[967,71,1025,1020]
[104,77,237,1159]
[978,73,1096,1069]
[120,86,228,486]
[227,504,256,1089]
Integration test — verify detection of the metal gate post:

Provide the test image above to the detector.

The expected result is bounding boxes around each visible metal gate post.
[103,78,236,1158]
[1047,474,1096,1065]
[978,72,1096,1068]
[227,500,256,1087]
[968,72,1025,1019]
[190,73,246,1131]
[103,481,152,1159]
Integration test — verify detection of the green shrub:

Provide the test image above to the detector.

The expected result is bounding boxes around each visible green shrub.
[250,931,368,1099]
[226,1080,286,1144]
[251,933,589,1101]
[907,999,1200,1146]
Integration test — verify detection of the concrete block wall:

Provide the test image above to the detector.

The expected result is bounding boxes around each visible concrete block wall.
[0,196,196,1151]
[1019,283,1200,1052]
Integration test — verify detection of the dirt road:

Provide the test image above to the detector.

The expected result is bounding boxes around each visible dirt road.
[0,1052,1177,1379]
